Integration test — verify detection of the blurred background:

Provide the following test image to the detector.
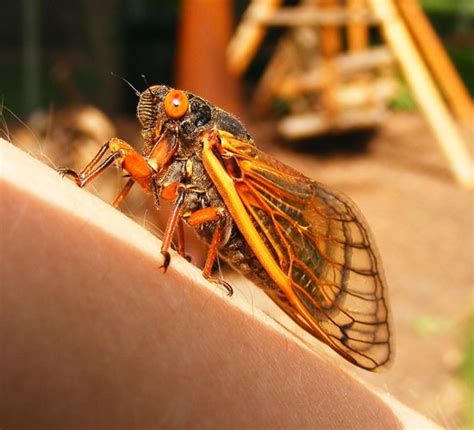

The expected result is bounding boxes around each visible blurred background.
[1,0,473,427]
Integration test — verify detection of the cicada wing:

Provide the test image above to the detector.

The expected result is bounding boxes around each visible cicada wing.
[222,137,391,370]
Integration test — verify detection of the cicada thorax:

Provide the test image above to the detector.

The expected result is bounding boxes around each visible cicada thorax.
[140,101,275,293]
[137,87,254,242]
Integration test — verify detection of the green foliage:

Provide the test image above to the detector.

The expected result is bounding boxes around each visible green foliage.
[461,315,474,428]
[389,0,474,111]
[389,77,417,112]
[412,315,452,337]
[448,47,474,96]
[421,0,474,97]
[421,0,474,16]
[271,96,291,117]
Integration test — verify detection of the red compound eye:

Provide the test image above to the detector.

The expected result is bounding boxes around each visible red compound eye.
[164,90,189,119]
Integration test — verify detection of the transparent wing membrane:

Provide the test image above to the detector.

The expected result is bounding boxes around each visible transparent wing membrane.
[222,136,391,370]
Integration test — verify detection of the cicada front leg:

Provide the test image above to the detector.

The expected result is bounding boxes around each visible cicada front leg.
[58,141,118,188]
[58,137,153,206]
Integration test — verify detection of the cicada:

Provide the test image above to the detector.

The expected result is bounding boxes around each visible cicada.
[59,85,392,371]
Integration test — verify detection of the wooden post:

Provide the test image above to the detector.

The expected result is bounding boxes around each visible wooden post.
[176,0,242,115]
[347,0,369,52]
[346,0,372,120]
[319,0,342,121]
[396,0,473,125]
[369,0,473,187]
[320,0,342,58]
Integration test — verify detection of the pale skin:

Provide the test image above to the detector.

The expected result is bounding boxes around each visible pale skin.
[0,140,439,429]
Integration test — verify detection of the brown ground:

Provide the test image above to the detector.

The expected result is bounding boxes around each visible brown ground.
[9,111,473,427]
[248,112,473,428]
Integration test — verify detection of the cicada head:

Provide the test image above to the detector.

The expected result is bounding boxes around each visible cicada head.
[137,85,250,141]
[136,85,255,183]
[137,85,211,141]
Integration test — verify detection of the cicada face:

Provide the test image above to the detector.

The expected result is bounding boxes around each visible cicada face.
[137,85,212,148]
[137,85,251,159]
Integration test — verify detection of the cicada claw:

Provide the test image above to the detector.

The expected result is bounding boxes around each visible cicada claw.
[57,168,84,187]
[205,276,234,297]
[159,250,171,272]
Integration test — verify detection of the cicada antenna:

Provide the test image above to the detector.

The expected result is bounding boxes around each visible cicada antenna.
[141,74,154,98]
[110,72,140,97]
[0,95,11,142]
[141,74,150,88]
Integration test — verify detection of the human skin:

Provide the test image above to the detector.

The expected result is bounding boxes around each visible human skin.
[0,140,438,429]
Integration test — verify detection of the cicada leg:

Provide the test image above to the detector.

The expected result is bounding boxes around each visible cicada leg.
[58,142,121,188]
[202,223,233,297]
[159,183,187,271]
[187,207,233,296]
[158,181,191,262]
[58,137,153,204]
[113,178,135,209]
[176,219,192,262]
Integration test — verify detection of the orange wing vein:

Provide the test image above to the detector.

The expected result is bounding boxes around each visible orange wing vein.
[205,131,392,370]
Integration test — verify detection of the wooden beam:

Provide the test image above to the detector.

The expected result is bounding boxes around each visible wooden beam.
[396,0,474,125]
[278,47,395,97]
[278,107,386,139]
[247,6,377,26]
[369,0,473,187]
[227,0,283,76]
